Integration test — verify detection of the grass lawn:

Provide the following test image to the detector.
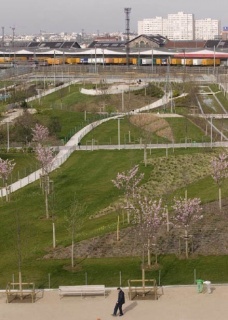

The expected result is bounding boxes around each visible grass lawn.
[0,149,228,288]
[0,80,228,289]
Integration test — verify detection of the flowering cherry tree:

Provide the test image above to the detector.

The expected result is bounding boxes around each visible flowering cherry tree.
[111,165,144,241]
[132,194,166,266]
[112,164,144,224]
[0,158,15,202]
[172,197,203,258]
[32,124,54,219]
[32,123,49,143]
[130,193,165,294]
[211,153,228,210]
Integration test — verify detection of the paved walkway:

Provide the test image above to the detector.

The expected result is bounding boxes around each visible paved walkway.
[0,90,176,197]
[0,285,228,320]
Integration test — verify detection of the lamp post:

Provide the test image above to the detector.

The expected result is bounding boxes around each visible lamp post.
[117,117,123,150]
[7,120,10,152]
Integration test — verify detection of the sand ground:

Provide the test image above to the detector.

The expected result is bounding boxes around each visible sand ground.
[0,285,228,320]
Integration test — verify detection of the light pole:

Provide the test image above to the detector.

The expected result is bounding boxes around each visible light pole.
[7,121,10,152]
[117,118,123,150]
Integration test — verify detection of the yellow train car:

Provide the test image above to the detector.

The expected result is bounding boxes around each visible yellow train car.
[46,57,65,65]
[66,58,73,64]
[105,58,115,64]
[113,57,127,64]
[170,58,182,65]
[202,58,220,66]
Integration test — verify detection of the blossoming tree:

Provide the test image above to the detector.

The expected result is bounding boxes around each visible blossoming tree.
[111,164,144,240]
[32,124,54,219]
[172,197,203,258]
[132,194,166,267]
[0,158,15,202]
[211,152,228,210]
[130,193,165,294]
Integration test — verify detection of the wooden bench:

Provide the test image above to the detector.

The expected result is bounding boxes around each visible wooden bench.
[6,282,36,303]
[59,285,106,298]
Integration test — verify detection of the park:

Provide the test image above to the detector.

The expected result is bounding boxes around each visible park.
[0,64,228,317]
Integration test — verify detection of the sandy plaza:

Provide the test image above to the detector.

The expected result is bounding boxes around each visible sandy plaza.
[0,285,228,320]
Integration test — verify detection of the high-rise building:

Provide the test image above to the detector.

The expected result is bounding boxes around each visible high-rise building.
[195,18,221,40]
[138,12,220,40]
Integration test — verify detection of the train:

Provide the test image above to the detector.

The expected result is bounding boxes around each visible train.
[0,55,223,67]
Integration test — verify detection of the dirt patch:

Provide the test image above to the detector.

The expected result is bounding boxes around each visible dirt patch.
[129,114,174,142]
[43,200,228,260]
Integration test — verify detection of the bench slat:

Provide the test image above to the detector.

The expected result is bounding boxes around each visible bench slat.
[59,285,105,298]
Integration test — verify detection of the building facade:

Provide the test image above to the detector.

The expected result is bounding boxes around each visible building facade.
[195,18,221,40]
[138,12,220,40]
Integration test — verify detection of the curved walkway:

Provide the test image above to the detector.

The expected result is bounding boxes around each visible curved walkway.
[0,94,171,197]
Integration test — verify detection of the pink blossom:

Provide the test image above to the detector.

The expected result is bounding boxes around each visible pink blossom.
[172,197,203,229]
[0,158,15,182]
[211,153,228,186]
[112,165,144,198]
[32,124,49,143]
[35,143,54,174]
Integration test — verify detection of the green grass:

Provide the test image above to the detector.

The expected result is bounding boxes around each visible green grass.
[0,81,228,288]
[0,149,228,288]
[0,152,37,186]
[80,116,209,145]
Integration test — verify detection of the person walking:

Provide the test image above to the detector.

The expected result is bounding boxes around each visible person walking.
[112,287,125,316]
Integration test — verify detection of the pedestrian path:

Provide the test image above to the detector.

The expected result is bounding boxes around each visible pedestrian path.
[0,93,170,197]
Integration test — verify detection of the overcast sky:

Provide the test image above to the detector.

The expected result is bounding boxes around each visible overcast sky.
[1,0,227,35]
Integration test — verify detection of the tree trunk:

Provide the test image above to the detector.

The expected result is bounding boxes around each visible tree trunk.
[166,208,170,232]
[45,185,49,219]
[147,238,151,266]
[219,187,222,210]
[144,144,147,167]
[19,271,22,299]
[185,229,189,259]
[117,215,120,241]
[71,239,74,268]
[185,189,188,200]
[142,268,145,297]
[53,222,56,248]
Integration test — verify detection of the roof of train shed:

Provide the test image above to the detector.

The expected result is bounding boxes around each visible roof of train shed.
[27,41,81,49]
[88,41,126,48]
[164,40,206,49]
[173,48,228,58]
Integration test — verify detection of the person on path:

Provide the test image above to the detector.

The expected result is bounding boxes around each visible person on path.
[112,287,125,316]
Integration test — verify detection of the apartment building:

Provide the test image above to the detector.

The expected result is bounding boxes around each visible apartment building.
[138,12,220,40]
[195,18,221,40]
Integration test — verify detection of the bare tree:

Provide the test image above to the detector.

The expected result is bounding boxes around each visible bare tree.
[65,198,87,268]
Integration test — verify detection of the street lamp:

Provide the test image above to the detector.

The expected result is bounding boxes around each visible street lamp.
[6,120,11,152]
[117,117,124,150]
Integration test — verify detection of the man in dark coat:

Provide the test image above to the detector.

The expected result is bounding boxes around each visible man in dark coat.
[112,287,125,316]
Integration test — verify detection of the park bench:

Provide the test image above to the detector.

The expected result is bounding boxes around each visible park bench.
[59,285,106,298]
[6,282,36,303]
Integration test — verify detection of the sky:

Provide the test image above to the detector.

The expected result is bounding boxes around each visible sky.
[1,0,228,35]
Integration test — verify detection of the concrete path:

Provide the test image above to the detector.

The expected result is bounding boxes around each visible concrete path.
[0,285,228,320]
